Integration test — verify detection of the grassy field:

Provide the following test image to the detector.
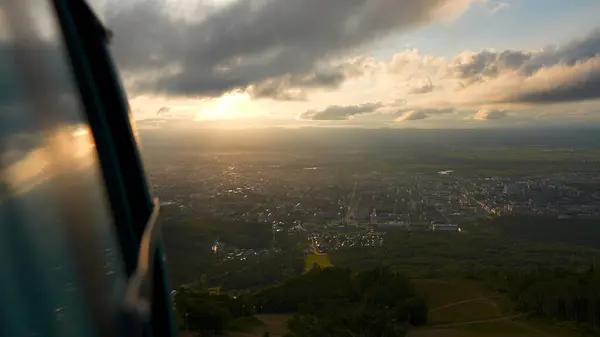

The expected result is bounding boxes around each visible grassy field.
[411,279,581,337]
[228,314,292,337]
[415,279,505,326]
[429,300,501,325]
[414,279,496,309]
[304,252,333,272]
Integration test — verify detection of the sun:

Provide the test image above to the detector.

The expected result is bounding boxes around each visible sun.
[194,92,252,121]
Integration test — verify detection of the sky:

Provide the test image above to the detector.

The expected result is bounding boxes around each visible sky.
[92,0,600,129]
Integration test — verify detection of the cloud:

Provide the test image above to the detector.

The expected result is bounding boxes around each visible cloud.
[397,110,428,121]
[300,102,384,120]
[396,107,455,121]
[94,0,600,126]
[472,108,507,120]
[448,49,532,84]
[415,28,600,107]
[244,60,371,100]
[106,0,476,98]
[388,49,447,79]
[408,78,435,94]
[451,56,600,106]
[496,28,600,104]
[246,80,308,101]
[513,57,600,103]
[447,28,600,88]
[519,28,600,75]
[156,106,171,116]
[489,1,510,15]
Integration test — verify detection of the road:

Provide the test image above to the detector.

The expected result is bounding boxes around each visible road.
[430,296,502,312]
[431,314,525,328]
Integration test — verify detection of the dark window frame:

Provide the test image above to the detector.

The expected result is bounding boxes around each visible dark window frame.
[50,0,176,336]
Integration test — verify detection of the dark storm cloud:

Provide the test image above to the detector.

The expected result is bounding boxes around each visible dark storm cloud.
[300,102,384,120]
[396,107,455,121]
[106,0,469,98]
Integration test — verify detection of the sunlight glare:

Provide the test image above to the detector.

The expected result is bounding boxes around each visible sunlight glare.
[194,92,253,121]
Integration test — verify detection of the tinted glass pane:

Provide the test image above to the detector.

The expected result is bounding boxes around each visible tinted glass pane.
[0,1,126,336]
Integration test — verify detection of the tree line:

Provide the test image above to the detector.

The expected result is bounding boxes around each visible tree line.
[329,230,600,280]
[174,266,428,337]
[505,266,600,332]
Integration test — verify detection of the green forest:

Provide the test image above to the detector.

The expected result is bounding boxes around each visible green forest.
[162,219,301,289]
[174,267,428,337]
[505,267,600,332]
[164,215,600,336]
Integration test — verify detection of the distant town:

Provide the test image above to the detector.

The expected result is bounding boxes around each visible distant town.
[149,152,600,262]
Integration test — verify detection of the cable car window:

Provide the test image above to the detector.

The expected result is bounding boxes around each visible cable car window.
[0,1,127,336]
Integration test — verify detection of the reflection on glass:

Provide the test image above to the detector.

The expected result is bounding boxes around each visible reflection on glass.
[0,1,125,336]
